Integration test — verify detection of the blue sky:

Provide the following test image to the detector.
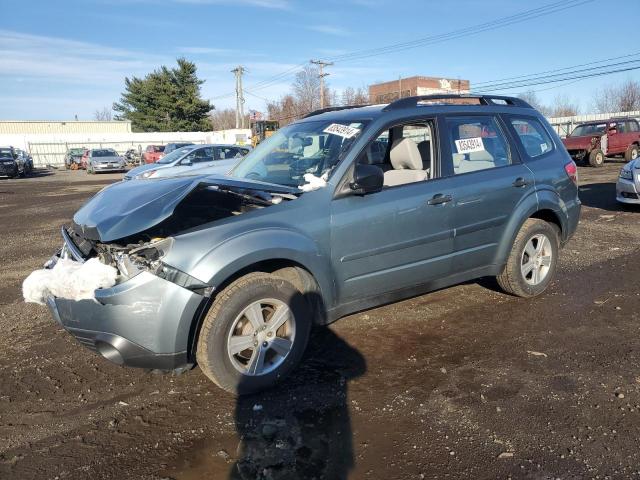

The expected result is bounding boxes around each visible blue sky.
[1,0,639,120]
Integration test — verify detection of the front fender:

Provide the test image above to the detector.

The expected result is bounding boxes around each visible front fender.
[186,228,335,309]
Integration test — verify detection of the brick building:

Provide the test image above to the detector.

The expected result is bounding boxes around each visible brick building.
[369,76,470,104]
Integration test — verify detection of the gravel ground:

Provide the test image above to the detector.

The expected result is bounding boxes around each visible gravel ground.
[0,162,639,480]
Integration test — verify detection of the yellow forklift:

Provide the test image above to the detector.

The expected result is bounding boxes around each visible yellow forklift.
[251,120,279,147]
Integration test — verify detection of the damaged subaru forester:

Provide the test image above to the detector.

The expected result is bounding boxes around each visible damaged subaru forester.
[35,95,581,394]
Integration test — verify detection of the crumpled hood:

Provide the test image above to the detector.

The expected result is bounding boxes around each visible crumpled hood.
[73,174,300,242]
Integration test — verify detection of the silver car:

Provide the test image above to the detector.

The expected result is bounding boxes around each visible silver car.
[124,144,250,180]
[616,158,640,204]
[87,149,126,174]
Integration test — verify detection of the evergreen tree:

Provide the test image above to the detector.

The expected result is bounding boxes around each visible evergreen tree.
[113,58,213,132]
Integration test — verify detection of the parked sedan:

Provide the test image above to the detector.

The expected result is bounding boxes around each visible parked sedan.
[0,146,28,178]
[616,158,640,204]
[86,149,127,174]
[124,144,249,180]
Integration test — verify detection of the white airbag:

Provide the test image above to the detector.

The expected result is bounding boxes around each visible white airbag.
[23,257,118,305]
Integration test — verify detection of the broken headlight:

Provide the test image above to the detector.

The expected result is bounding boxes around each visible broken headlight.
[114,237,174,279]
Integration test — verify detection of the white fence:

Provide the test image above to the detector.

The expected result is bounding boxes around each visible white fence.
[0,129,252,167]
[547,111,640,138]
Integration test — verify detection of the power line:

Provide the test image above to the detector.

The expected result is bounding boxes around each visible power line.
[473,62,640,94]
[330,0,593,63]
[472,51,640,88]
[310,59,334,108]
[211,0,593,99]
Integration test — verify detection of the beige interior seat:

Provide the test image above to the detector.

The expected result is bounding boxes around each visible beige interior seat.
[383,138,428,187]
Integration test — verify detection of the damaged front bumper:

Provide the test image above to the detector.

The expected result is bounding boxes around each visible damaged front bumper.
[45,248,206,370]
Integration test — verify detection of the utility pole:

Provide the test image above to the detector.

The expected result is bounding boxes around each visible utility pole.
[231,66,245,129]
[310,59,333,109]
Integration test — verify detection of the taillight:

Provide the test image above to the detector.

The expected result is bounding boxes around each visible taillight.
[564,161,578,185]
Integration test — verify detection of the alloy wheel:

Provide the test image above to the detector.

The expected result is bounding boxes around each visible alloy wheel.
[520,234,552,286]
[226,298,296,376]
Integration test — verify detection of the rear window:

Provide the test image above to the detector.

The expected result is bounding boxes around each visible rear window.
[92,149,117,157]
[510,118,554,158]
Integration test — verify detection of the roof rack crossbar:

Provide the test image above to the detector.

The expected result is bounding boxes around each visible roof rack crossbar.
[382,94,531,111]
[303,104,372,118]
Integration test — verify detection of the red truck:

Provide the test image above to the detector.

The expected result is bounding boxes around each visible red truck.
[562,118,640,167]
[142,145,165,164]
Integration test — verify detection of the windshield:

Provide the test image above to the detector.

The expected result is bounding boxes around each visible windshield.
[157,145,198,164]
[69,148,84,155]
[570,123,606,137]
[0,148,14,159]
[92,149,118,157]
[231,119,367,187]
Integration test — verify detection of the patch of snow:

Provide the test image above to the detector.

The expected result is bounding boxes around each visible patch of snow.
[23,257,118,304]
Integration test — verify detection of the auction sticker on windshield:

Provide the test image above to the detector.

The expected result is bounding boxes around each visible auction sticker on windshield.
[323,123,360,139]
[455,137,485,154]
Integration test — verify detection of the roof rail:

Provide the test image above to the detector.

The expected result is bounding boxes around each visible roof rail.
[382,94,532,111]
[303,104,372,118]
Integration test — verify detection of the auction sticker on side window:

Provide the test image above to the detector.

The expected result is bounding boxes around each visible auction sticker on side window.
[323,123,360,139]
[455,137,485,154]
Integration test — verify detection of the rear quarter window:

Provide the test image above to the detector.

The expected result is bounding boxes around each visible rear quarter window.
[510,117,554,159]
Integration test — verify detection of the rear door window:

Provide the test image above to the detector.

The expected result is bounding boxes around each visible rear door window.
[442,116,511,175]
[509,117,554,158]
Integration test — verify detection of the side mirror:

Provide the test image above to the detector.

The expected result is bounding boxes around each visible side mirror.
[350,163,384,195]
[608,128,617,135]
[181,159,193,166]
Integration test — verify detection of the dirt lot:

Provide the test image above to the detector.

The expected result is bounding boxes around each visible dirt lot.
[0,163,639,480]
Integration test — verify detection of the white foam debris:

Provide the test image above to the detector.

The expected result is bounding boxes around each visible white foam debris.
[299,172,328,192]
[23,257,118,305]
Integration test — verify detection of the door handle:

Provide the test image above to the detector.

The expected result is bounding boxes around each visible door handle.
[427,193,453,205]
[512,177,528,188]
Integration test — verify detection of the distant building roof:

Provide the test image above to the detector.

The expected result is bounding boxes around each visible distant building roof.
[0,120,132,135]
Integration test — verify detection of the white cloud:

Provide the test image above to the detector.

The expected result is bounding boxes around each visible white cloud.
[176,46,236,55]
[176,0,289,7]
[306,24,351,36]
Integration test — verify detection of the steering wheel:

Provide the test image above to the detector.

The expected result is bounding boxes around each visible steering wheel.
[246,172,262,180]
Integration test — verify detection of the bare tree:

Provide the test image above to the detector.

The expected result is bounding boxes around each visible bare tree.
[594,79,640,113]
[93,106,113,121]
[549,94,579,117]
[341,86,369,106]
[517,90,551,115]
[267,94,304,126]
[209,108,249,130]
[616,79,640,111]
[293,66,322,113]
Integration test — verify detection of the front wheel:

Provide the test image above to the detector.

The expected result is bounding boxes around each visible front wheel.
[196,272,312,395]
[588,149,605,167]
[625,144,639,162]
[496,219,559,298]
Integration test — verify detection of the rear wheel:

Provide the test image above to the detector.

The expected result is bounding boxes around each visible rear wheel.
[624,144,639,162]
[196,272,312,395]
[497,219,559,298]
[588,149,605,167]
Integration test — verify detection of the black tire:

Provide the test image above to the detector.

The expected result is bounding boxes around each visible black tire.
[496,218,560,298]
[196,272,312,395]
[624,144,639,162]
[588,149,605,167]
